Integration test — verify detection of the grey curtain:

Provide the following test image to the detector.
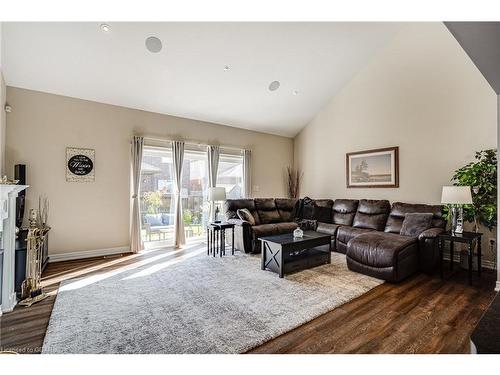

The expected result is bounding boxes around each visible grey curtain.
[172,141,186,248]
[243,149,252,198]
[207,145,220,221]
[130,136,144,253]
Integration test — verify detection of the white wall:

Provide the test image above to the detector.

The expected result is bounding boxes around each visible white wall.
[0,22,5,176]
[0,75,5,176]
[5,87,293,256]
[294,23,497,263]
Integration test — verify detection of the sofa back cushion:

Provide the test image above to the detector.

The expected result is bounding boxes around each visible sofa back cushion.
[255,198,282,224]
[332,199,359,226]
[275,198,299,222]
[352,199,391,231]
[300,197,334,223]
[384,202,446,234]
[224,199,260,225]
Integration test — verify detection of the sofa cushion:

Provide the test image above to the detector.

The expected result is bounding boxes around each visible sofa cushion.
[252,222,298,238]
[224,199,260,225]
[300,197,334,222]
[352,199,391,231]
[274,222,300,233]
[313,199,334,223]
[236,208,256,225]
[275,198,298,222]
[144,213,163,226]
[161,213,174,225]
[333,199,359,226]
[255,198,282,224]
[347,232,418,268]
[316,222,340,237]
[336,226,373,244]
[385,202,445,234]
[258,210,282,224]
[400,213,433,237]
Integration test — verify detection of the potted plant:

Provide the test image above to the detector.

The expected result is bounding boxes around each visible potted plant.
[444,149,497,269]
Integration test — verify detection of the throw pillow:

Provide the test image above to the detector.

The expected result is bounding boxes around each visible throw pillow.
[400,213,433,237]
[161,213,173,225]
[237,208,256,225]
[144,213,163,226]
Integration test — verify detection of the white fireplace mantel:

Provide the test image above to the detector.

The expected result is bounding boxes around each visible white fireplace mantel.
[1,184,29,315]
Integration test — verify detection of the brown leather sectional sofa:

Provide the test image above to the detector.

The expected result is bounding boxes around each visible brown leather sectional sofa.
[224,197,446,282]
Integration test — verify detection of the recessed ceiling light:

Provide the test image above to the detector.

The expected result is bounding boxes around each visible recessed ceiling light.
[293,90,299,96]
[268,81,280,91]
[223,65,230,71]
[100,24,111,33]
[145,36,162,53]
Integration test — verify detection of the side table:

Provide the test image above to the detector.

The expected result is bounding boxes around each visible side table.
[207,222,235,257]
[438,231,482,285]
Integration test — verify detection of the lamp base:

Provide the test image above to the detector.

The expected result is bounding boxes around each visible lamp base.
[451,206,464,234]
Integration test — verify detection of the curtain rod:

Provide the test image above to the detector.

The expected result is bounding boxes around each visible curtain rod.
[136,135,249,152]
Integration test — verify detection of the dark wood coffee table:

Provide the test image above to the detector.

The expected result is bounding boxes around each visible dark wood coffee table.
[260,231,332,278]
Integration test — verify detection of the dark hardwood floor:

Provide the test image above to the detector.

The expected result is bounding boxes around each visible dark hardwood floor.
[0,246,497,354]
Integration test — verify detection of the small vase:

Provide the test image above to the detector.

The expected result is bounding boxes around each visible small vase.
[293,228,304,238]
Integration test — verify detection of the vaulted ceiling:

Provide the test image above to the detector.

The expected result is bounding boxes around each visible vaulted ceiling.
[445,22,500,94]
[2,22,402,137]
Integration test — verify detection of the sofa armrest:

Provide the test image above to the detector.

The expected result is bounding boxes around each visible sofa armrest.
[227,218,252,227]
[418,227,444,240]
[226,218,253,253]
[316,222,340,237]
[418,227,445,274]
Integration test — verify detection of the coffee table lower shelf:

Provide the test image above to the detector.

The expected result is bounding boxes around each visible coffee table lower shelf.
[260,231,332,278]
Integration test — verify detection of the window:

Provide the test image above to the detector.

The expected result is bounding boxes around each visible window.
[217,152,244,199]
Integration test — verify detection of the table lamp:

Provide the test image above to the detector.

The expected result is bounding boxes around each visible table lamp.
[441,186,473,234]
[208,187,226,223]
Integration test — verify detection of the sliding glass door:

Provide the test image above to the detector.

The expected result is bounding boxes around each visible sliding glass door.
[139,144,242,248]
[140,146,175,248]
[181,149,209,242]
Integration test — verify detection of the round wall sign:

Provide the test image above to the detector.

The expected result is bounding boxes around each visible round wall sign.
[68,154,94,176]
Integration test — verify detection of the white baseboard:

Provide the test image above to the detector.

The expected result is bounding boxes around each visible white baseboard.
[48,246,131,263]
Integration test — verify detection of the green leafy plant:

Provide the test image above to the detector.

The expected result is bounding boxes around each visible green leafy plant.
[143,191,162,214]
[183,209,193,225]
[443,149,497,231]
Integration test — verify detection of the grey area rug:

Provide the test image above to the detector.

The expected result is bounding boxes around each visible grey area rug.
[42,246,383,354]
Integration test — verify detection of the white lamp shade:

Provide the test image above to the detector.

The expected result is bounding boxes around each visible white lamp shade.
[441,186,473,204]
[208,187,226,202]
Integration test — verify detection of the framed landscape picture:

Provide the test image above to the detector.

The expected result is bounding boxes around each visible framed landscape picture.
[346,146,399,188]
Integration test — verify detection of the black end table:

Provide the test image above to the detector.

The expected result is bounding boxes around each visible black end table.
[438,231,482,285]
[207,222,235,257]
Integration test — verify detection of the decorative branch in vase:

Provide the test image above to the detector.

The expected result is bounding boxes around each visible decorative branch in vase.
[286,166,303,199]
